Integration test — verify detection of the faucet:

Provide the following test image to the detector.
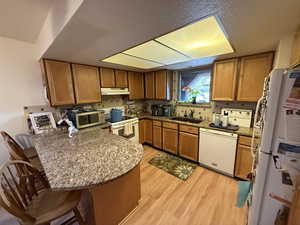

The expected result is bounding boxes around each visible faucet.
[58,117,78,138]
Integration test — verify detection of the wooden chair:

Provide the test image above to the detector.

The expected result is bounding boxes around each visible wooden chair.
[0,131,43,173]
[0,131,38,160]
[0,160,84,225]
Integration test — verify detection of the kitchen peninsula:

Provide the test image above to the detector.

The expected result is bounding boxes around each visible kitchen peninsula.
[30,126,143,225]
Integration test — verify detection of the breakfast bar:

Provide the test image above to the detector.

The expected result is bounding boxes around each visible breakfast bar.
[30,126,143,225]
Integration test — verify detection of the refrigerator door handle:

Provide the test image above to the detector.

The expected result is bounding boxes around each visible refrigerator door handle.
[273,155,282,170]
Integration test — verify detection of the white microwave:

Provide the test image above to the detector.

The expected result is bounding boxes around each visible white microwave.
[68,110,106,129]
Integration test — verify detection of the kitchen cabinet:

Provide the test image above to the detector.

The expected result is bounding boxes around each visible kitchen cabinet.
[290,29,300,67]
[179,131,198,161]
[211,52,273,102]
[139,119,152,144]
[72,64,101,104]
[139,120,145,144]
[44,60,75,106]
[155,70,172,100]
[212,58,238,101]
[145,72,155,99]
[100,68,115,87]
[162,122,178,154]
[144,119,153,144]
[128,72,144,99]
[153,125,162,149]
[237,53,273,102]
[234,136,253,180]
[115,70,128,88]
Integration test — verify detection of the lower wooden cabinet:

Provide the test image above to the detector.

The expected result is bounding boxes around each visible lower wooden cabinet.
[139,119,152,144]
[162,128,178,154]
[153,125,162,149]
[139,120,145,144]
[234,136,253,180]
[179,132,199,161]
[144,119,153,144]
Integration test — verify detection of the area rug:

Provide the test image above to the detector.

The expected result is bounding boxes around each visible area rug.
[148,153,197,180]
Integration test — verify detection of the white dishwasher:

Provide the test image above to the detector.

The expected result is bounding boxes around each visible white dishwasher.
[199,128,238,176]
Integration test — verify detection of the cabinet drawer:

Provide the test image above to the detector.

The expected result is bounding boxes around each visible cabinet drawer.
[153,120,162,127]
[163,122,178,130]
[239,136,253,146]
[179,125,198,135]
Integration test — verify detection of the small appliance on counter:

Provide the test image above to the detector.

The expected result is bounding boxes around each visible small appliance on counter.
[29,112,57,134]
[151,104,164,116]
[211,108,253,130]
[162,104,173,117]
[110,108,123,123]
[67,109,105,129]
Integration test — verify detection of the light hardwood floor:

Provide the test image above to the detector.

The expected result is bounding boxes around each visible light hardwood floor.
[123,145,247,225]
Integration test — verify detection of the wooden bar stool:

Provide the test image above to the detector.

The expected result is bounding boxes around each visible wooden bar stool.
[1,131,43,173]
[0,131,38,160]
[0,160,84,225]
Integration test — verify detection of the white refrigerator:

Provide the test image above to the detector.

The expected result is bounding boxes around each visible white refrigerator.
[248,68,300,225]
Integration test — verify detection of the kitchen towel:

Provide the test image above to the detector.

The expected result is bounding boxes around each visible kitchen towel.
[236,181,252,208]
[124,123,133,136]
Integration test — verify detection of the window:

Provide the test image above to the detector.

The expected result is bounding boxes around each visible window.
[178,69,211,103]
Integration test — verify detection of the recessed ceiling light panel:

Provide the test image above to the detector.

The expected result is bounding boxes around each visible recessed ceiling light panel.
[102,53,162,69]
[124,40,190,65]
[155,16,234,58]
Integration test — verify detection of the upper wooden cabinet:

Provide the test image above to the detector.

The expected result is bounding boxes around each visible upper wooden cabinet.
[237,53,273,102]
[145,72,155,99]
[100,68,115,87]
[212,59,238,101]
[212,52,273,102]
[72,64,101,104]
[155,70,172,100]
[44,60,75,106]
[290,29,300,67]
[115,70,128,88]
[128,72,144,100]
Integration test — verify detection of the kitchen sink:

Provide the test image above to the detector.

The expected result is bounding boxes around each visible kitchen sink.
[171,117,202,124]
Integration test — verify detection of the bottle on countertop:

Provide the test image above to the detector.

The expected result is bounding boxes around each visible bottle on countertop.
[221,111,229,127]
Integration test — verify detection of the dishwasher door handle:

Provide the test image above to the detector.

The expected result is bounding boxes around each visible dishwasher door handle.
[200,130,237,138]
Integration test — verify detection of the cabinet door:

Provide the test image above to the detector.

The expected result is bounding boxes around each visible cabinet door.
[72,64,101,104]
[234,144,252,180]
[155,70,167,100]
[153,126,162,149]
[179,132,199,161]
[212,58,238,101]
[128,72,144,99]
[144,119,153,144]
[291,29,300,67]
[139,120,145,144]
[100,68,115,87]
[145,72,155,99]
[163,128,178,154]
[115,70,128,88]
[237,53,273,102]
[44,60,75,106]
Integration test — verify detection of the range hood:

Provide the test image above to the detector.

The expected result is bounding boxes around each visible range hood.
[101,88,130,95]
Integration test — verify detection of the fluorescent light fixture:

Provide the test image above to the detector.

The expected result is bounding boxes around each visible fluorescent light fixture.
[156,16,234,59]
[101,16,233,69]
[102,53,163,69]
[123,40,190,65]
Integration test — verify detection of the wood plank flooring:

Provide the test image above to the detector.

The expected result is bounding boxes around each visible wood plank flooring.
[123,145,247,225]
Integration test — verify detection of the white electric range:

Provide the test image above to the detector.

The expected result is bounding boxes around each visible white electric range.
[102,107,139,143]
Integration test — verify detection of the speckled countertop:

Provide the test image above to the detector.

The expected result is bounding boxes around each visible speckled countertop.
[138,114,260,137]
[30,126,143,191]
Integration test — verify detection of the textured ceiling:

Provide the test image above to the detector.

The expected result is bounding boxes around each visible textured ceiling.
[0,0,53,43]
[44,0,300,71]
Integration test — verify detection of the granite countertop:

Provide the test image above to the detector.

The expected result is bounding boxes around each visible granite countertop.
[138,114,260,137]
[30,126,143,190]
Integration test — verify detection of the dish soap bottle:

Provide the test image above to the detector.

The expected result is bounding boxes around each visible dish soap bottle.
[222,112,229,128]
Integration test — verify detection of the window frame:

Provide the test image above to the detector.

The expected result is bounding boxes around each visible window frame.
[176,66,213,107]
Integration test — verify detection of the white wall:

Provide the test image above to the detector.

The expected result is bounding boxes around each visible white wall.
[0,36,44,164]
